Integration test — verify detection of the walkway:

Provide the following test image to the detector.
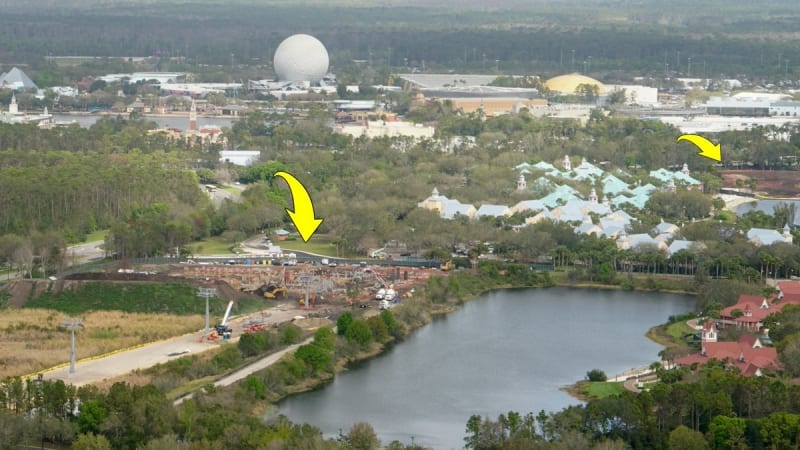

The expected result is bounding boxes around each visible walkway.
[173,336,314,405]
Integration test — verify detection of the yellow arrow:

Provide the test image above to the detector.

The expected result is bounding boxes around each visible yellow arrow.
[273,171,323,243]
[677,133,722,162]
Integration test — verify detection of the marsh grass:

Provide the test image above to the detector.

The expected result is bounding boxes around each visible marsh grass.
[0,308,204,379]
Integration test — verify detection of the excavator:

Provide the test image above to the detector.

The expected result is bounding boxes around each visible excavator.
[440,260,454,271]
[298,295,318,309]
[256,284,288,299]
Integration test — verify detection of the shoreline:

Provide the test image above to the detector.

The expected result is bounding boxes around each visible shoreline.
[262,275,696,408]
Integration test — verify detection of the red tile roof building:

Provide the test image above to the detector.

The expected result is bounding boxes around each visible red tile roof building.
[675,281,800,377]
[719,281,800,331]
[676,331,779,377]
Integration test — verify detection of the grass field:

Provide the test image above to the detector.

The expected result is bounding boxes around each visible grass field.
[278,238,339,256]
[0,308,205,379]
[666,320,696,342]
[564,380,625,401]
[187,237,235,255]
[582,381,625,398]
[84,229,108,243]
[278,235,360,257]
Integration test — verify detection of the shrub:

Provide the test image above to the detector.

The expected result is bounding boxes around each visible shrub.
[238,332,266,357]
[280,323,301,344]
[587,369,607,382]
[211,345,242,371]
[295,343,333,375]
[336,312,353,336]
[314,327,336,351]
[366,316,389,343]
[345,320,373,348]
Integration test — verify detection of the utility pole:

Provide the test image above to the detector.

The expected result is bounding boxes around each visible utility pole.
[197,285,216,333]
[61,318,84,374]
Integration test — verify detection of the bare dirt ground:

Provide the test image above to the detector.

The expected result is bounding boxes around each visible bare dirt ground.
[4,263,441,384]
[720,170,800,198]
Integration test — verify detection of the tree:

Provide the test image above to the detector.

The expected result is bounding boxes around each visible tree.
[345,320,373,348]
[586,369,607,382]
[280,324,301,344]
[313,327,336,351]
[77,401,106,434]
[237,332,266,357]
[779,334,800,377]
[667,425,709,450]
[336,312,353,336]
[346,422,381,450]
[295,343,333,375]
[708,416,748,450]
[366,316,390,343]
[774,202,797,228]
[71,432,112,450]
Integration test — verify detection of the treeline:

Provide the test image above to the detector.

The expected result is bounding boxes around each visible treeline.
[1,2,800,80]
[465,366,800,450]
[0,152,206,236]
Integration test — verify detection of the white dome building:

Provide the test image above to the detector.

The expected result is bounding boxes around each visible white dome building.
[273,34,329,83]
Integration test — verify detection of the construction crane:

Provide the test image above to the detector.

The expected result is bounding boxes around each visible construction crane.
[209,300,234,341]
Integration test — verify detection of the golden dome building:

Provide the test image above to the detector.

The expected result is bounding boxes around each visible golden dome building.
[544,73,606,95]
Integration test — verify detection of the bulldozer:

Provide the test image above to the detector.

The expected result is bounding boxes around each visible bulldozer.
[256,284,288,299]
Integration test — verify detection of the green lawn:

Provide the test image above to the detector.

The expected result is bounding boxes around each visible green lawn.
[582,381,624,399]
[221,184,244,194]
[278,236,354,257]
[667,320,696,342]
[84,229,109,243]
[188,237,235,255]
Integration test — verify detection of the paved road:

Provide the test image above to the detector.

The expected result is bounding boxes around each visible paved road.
[40,305,303,386]
[65,241,105,265]
[174,336,315,405]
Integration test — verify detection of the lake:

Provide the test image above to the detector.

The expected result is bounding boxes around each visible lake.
[735,199,800,226]
[278,287,694,449]
[51,113,235,129]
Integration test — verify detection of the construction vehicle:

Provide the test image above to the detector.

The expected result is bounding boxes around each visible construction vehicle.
[256,284,288,299]
[440,260,454,271]
[298,295,318,308]
[209,301,234,341]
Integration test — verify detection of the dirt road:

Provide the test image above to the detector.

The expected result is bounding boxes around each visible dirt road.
[40,305,303,387]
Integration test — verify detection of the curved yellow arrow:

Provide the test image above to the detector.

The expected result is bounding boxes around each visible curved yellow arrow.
[273,171,323,243]
[677,134,722,162]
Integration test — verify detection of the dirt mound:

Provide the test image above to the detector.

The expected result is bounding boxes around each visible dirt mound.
[720,170,800,198]
[5,281,35,308]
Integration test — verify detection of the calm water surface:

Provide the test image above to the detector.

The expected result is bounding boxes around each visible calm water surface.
[278,287,694,449]
[735,199,800,226]
[51,113,234,129]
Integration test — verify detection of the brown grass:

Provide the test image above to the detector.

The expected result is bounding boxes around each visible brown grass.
[0,308,204,379]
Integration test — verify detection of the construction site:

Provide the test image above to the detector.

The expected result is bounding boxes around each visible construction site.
[177,261,435,310]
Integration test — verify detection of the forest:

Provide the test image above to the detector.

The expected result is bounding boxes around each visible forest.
[1,0,800,83]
